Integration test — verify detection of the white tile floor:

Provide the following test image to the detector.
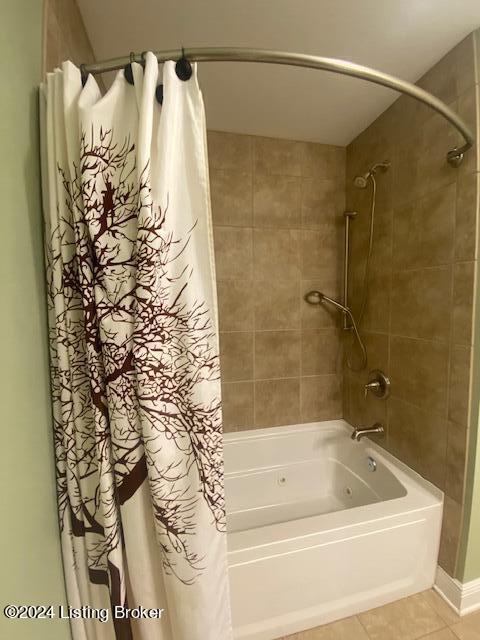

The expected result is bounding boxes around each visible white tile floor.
[279,590,480,639]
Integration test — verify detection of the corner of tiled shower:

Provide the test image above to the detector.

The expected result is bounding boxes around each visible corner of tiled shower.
[211,28,480,583]
[345,29,480,581]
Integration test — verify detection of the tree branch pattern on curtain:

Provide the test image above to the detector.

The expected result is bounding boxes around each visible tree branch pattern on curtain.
[42,55,232,640]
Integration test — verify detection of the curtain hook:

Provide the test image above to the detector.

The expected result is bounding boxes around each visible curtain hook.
[124,51,136,85]
[175,46,193,81]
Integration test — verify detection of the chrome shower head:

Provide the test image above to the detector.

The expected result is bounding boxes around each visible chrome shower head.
[304,290,349,315]
[354,175,369,189]
[304,290,325,305]
[304,290,368,369]
[354,160,391,189]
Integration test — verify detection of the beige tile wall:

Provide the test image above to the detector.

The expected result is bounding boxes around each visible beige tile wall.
[43,0,97,75]
[345,32,479,577]
[208,132,345,430]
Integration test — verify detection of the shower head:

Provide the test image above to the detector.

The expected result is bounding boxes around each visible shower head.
[354,160,391,189]
[304,290,350,315]
[353,175,369,189]
[304,290,325,305]
[304,290,368,369]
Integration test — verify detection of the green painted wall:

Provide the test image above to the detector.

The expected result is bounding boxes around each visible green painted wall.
[0,1,69,638]
[459,227,480,582]
[460,408,480,582]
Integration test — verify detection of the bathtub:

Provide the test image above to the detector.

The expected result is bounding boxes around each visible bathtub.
[225,420,443,640]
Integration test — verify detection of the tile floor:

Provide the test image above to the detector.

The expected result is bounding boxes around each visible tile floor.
[278,590,480,639]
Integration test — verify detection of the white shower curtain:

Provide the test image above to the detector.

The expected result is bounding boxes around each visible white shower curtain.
[40,53,232,640]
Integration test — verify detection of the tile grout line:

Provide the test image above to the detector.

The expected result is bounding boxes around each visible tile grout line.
[218,325,473,349]
[355,612,372,639]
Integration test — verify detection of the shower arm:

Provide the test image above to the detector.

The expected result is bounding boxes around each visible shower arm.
[80,47,474,167]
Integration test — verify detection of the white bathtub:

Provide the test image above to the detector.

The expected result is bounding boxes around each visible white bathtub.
[225,420,443,640]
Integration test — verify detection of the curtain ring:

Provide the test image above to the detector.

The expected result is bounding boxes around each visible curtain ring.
[175,46,193,81]
[124,51,136,85]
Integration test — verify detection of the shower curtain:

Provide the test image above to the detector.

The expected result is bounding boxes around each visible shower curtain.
[40,53,232,640]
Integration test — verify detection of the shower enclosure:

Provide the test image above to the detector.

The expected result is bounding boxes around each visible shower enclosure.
[207,32,479,633]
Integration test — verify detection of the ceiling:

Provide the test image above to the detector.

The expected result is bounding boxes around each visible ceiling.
[77,0,480,146]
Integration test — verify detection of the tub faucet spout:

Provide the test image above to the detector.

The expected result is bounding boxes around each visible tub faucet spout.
[351,423,385,441]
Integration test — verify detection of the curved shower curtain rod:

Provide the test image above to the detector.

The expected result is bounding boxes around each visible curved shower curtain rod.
[80,47,474,167]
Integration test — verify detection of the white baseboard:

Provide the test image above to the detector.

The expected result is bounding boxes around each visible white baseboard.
[435,566,480,616]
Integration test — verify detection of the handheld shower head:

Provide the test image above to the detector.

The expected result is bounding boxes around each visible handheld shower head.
[304,291,351,317]
[354,160,391,189]
[304,290,367,369]
[304,290,324,305]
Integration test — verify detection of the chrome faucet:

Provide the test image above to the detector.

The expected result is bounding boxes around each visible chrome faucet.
[351,422,385,441]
